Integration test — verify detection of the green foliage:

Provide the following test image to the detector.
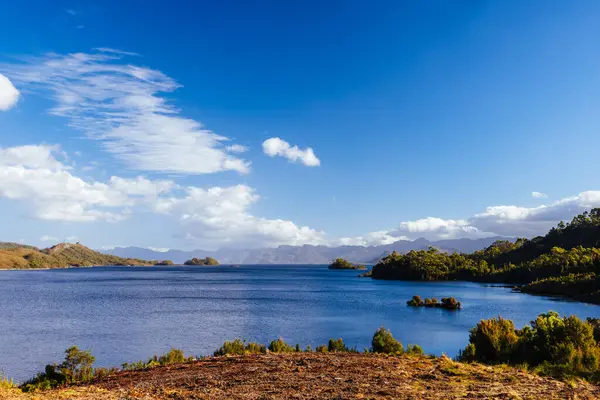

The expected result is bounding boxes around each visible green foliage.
[0,370,15,389]
[315,344,328,353]
[406,344,424,356]
[459,317,520,363]
[370,208,600,304]
[328,338,351,352]
[154,260,174,265]
[21,346,95,392]
[458,312,600,381]
[328,258,366,270]
[268,338,296,353]
[122,348,190,370]
[214,339,266,356]
[371,327,403,354]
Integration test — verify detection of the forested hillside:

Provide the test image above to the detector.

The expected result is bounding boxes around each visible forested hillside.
[370,209,600,303]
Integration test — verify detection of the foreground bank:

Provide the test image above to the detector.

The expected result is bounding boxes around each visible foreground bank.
[3,352,599,400]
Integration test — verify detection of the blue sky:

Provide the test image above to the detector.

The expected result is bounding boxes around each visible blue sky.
[0,1,599,250]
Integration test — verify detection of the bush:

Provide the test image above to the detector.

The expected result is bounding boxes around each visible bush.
[268,338,296,353]
[406,344,424,356]
[371,327,403,354]
[21,346,95,391]
[0,370,15,389]
[214,339,266,356]
[459,317,520,363]
[158,348,185,364]
[458,312,600,381]
[407,296,423,307]
[316,345,328,353]
[214,339,246,356]
[328,338,348,352]
[441,297,461,310]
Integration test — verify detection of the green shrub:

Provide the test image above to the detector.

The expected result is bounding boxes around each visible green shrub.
[214,339,265,356]
[458,312,600,381]
[316,345,328,353]
[0,370,15,389]
[268,338,296,353]
[328,338,348,352]
[459,316,520,363]
[158,348,185,364]
[406,344,424,356]
[21,346,95,391]
[214,339,246,356]
[371,327,403,354]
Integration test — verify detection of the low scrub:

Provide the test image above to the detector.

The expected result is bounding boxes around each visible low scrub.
[458,311,600,382]
[122,348,191,370]
[214,339,266,356]
[371,327,403,354]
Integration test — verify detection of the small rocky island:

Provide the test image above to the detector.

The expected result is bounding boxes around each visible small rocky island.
[328,258,367,270]
[407,295,461,310]
[184,257,220,266]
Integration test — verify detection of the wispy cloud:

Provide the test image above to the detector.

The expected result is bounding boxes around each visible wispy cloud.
[532,191,548,199]
[1,50,250,175]
[0,73,20,111]
[65,8,78,16]
[262,137,320,166]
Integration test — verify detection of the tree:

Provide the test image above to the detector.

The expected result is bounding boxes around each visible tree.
[59,346,95,383]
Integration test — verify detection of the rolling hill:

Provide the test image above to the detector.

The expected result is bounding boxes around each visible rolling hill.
[0,242,156,269]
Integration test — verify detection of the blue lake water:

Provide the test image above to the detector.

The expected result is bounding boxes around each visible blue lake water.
[2,265,600,381]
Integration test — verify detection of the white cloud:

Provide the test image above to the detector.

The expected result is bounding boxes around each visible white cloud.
[149,247,170,252]
[0,143,327,249]
[41,235,59,242]
[390,217,484,240]
[262,137,320,167]
[1,51,250,175]
[226,144,248,153]
[0,144,175,222]
[332,231,409,246]
[532,191,548,199]
[0,73,20,111]
[365,191,600,241]
[155,184,326,249]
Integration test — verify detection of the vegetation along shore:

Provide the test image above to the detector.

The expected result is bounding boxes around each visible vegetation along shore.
[368,208,600,304]
[3,312,600,399]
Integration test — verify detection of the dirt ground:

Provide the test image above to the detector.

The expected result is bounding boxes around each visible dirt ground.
[3,353,600,399]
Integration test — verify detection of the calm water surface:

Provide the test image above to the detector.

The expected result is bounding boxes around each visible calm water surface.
[2,265,600,381]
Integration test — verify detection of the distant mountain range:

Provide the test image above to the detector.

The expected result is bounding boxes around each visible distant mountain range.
[102,236,512,265]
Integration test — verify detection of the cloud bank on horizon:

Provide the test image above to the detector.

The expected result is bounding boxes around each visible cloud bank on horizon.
[1,49,599,250]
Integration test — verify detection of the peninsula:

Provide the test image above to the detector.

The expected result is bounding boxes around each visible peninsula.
[0,242,168,270]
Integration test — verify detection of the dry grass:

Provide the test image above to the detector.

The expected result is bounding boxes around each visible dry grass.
[3,353,599,399]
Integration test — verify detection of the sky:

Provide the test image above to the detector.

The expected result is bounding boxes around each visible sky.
[0,0,599,251]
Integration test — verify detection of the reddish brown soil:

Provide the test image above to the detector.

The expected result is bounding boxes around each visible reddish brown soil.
[3,353,600,399]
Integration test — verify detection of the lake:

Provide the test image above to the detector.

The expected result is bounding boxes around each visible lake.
[2,265,600,382]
